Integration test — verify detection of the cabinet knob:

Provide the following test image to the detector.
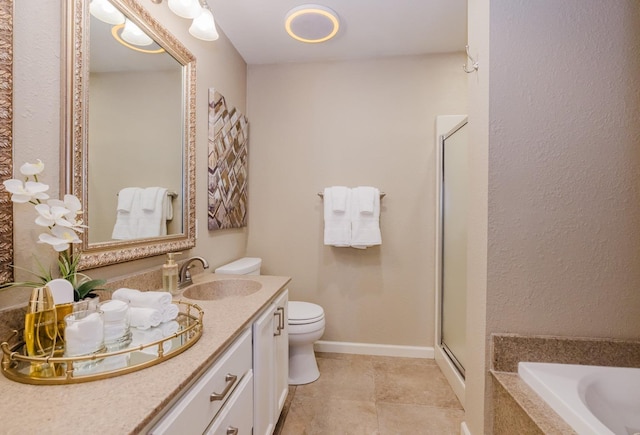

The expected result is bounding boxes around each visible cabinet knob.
[226,427,239,435]
[209,373,238,401]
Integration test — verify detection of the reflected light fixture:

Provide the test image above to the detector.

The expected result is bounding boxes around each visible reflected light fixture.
[120,18,154,46]
[189,2,219,41]
[111,23,166,54]
[90,0,125,25]
[167,0,202,19]
[285,4,340,44]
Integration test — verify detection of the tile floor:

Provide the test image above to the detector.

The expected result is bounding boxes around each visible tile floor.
[274,352,464,435]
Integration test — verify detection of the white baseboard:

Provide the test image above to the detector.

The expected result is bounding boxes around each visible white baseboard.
[314,340,434,359]
[461,421,471,435]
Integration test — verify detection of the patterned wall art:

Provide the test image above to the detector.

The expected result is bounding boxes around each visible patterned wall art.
[208,89,249,230]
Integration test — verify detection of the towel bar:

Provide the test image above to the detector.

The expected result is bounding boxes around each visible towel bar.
[117,190,178,198]
[317,191,385,198]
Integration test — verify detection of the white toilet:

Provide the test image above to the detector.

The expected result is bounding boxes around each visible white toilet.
[288,300,325,385]
[215,257,325,385]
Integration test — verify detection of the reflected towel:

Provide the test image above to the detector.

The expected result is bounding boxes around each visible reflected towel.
[112,187,143,240]
[131,325,174,355]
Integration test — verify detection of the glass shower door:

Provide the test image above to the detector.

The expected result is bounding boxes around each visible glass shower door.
[440,121,468,377]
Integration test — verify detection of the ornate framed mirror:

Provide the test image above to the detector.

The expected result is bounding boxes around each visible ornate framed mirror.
[62,0,196,270]
[0,0,13,284]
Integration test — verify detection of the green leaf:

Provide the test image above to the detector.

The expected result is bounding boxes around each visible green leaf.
[74,279,107,301]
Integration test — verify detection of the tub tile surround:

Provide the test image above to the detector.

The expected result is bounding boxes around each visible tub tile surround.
[490,333,640,434]
[0,269,291,434]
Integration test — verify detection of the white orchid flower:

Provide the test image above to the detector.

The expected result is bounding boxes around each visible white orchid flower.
[47,194,84,225]
[34,203,75,228]
[2,179,50,203]
[19,159,45,176]
[38,226,82,252]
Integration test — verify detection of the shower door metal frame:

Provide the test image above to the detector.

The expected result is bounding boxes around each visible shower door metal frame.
[434,115,467,407]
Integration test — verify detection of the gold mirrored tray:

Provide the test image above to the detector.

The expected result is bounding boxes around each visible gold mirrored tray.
[1,300,203,385]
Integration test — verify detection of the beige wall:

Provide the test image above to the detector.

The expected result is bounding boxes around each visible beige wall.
[465,1,640,433]
[246,54,467,346]
[3,1,247,308]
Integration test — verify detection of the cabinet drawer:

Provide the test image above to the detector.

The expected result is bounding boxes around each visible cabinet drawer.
[205,370,254,435]
[151,329,252,434]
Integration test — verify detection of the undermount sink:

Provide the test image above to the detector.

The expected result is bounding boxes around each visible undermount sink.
[182,279,262,301]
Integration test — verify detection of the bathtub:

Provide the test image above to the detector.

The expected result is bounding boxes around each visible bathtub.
[518,362,640,435]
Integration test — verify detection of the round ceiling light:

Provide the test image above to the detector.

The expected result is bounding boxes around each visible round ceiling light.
[285,4,340,44]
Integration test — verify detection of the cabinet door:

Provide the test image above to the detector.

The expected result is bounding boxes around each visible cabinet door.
[274,290,289,416]
[205,371,254,435]
[252,304,275,435]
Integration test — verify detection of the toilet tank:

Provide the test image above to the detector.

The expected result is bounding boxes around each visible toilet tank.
[214,257,262,275]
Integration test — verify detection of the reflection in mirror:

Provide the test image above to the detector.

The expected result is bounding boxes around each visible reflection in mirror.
[63,0,196,270]
[88,14,183,243]
[0,0,12,284]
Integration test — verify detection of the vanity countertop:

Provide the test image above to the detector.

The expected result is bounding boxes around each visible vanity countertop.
[0,273,291,435]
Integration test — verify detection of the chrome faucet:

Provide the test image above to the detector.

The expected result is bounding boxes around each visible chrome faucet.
[178,256,210,289]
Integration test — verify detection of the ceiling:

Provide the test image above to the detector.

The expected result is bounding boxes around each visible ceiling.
[207,0,468,65]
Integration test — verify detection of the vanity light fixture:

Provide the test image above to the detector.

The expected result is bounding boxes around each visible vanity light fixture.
[167,0,202,19]
[90,0,125,25]
[189,1,219,41]
[285,4,340,44]
[151,0,219,42]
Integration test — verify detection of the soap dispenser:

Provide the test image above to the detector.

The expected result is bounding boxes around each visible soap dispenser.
[162,252,180,294]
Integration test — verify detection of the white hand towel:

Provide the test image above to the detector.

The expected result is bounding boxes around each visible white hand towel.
[112,288,171,311]
[161,304,179,323]
[129,307,162,330]
[350,186,382,249]
[330,186,349,212]
[137,187,169,238]
[112,187,143,240]
[323,186,351,247]
[355,186,376,214]
[116,187,139,212]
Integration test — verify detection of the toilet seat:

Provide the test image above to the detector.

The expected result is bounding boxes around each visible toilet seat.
[289,301,324,325]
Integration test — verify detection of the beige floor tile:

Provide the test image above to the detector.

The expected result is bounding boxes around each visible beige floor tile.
[373,358,462,409]
[377,402,464,435]
[295,356,376,402]
[281,395,379,435]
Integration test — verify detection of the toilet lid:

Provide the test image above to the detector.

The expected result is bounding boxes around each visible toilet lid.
[288,301,324,324]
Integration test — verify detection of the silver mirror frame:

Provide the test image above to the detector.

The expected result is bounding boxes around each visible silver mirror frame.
[0,0,13,284]
[62,0,196,270]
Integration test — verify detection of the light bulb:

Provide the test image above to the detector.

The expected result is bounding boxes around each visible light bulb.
[120,19,154,46]
[168,0,202,19]
[90,0,125,25]
[189,7,219,41]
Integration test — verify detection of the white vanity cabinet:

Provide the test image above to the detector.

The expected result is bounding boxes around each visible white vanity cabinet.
[253,290,289,435]
[150,329,252,435]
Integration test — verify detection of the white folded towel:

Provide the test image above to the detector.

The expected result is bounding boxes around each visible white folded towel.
[112,187,143,240]
[161,304,179,323]
[112,288,171,312]
[350,186,382,249]
[116,187,139,212]
[323,186,351,247]
[354,186,376,214]
[138,187,169,238]
[129,307,162,330]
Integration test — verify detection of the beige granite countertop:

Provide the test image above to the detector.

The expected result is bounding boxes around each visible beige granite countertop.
[0,273,290,435]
